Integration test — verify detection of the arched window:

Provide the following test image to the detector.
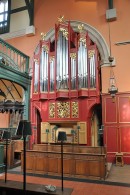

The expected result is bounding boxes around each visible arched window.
[0,0,10,34]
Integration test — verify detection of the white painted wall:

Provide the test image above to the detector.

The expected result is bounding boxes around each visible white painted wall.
[10,0,29,32]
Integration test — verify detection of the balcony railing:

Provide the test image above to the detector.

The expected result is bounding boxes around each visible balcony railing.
[0,38,29,73]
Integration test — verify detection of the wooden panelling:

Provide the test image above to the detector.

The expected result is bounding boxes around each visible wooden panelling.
[21,148,107,179]
[105,98,117,123]
[32,144,106,154]
[118,97,130,123]
[77,122,87,144]
[105,126,118,152]
[14,140,29,152]
[120,127,130,152]
[41,122,50,143]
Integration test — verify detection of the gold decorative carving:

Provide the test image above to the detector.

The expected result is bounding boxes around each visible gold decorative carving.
[34,58,39,63]
[88,50,95,58]
[41,32,46,40]
[78,24,84,33]
[49,56,55,62]
[58,15,65,24]
[71,101,79,118]
[42,45,49,53]
[57,102,70,118]
[79,37,86,47]
[59,27,68,40]
[70,53,76,59]
[49,103,55,118]
[78,23,86,47]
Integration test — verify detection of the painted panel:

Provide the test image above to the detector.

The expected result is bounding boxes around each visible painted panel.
[120,127,130,152]
[105,126,118,152]
[41,122,50,143]
[119,97,130,123]
[105,98,117,123]
[77,122,87,144]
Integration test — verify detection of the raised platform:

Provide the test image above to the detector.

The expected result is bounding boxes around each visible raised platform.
[0,180,73,195]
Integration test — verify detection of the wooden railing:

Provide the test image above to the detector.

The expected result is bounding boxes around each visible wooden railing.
[0,38,29,73]
[21,145,107,180]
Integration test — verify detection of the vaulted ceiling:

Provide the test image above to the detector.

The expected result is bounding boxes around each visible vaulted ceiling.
[0,79,23,102]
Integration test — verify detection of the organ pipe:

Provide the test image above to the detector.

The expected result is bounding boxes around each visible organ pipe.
[35,22,98,95]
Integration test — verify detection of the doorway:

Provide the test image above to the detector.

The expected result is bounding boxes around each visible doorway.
[36,109,42,144]
[90,104,103,146]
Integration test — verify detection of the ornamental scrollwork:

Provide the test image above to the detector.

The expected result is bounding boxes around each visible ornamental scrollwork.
[42,45,49,53]
[71,101,79,118]
[70,53,76,59]
[59,27,68,40]
[57,102,70,118]
[49,103,55,118]
[58,15,65,24]
[88,50,95,58]
[41,32,46,40]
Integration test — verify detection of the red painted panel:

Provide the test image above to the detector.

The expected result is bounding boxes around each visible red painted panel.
[56,91,69,98]
[48,92,56,99]
[32,93,39,100]
[124,154,130,164]
[120,127,130,152]
[69,90,78,98]
[106,153,116,163]
[78,89,89,97]
[119,97,130,123]
[105,126,118,152]
[105,98,117,123]
[39,93,48,99]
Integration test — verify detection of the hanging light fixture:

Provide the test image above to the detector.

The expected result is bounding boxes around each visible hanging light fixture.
[108,67,118,101]
[107,12,118,101]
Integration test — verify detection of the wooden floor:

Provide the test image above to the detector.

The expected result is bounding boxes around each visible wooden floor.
[0,164,130,195]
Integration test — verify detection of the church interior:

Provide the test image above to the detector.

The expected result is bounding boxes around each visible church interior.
[0,0,130,194]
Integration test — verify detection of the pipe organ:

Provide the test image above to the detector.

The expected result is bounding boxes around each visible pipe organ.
[40,45,49,92]
[33,20,99,94]
[31,17,101,145]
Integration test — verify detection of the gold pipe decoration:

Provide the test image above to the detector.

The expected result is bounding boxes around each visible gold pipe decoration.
[70,53,76,59]
[42,45,49,53]
[88,50,95,58]
[59,27,68,40]
[78,24,84,33]
[34,58,39,63]
[58,15,65,24]
[79,37,86,47]
[49,56,55,62]
[41,32,46,40]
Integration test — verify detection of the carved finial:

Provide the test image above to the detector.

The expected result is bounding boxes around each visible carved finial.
[58,15,64,24]
[41,32,46,40]
[78,24,84,33]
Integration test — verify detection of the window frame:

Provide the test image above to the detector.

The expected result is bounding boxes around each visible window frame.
[0,0,11,34]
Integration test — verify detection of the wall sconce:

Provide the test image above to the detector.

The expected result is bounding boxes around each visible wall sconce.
[108,67,118,102]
